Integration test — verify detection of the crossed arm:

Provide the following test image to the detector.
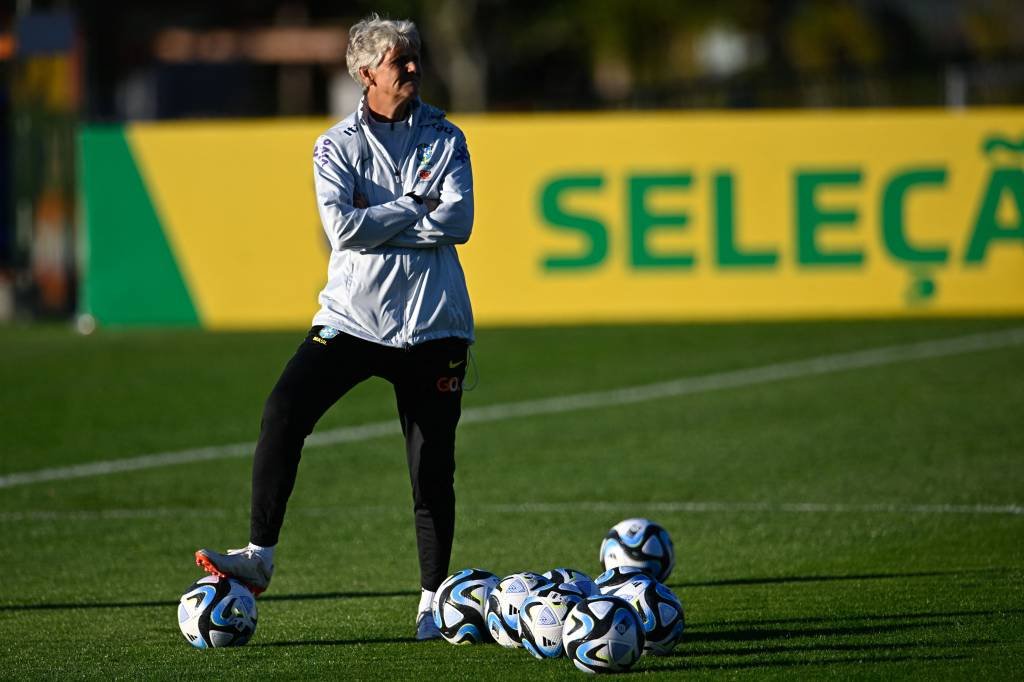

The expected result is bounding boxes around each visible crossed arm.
[381,157,473,249]
[314,135,474,251]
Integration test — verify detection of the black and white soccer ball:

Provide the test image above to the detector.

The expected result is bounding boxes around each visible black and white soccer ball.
[562,594,645,673]
[599,518,675,582]
[595,565,651,594]
[431,568,500,645]
[519,595,573,660]
[612,576,685,655]
[485,572,552,648]
[178,575,257,648]
[542,567,599,597]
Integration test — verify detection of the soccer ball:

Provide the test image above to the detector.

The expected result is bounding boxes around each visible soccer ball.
[612,576,685,655]
[178,576,257,648]
[600,569,656,597]
[534,581,588,610]
[599,518,675,582]
[594,565,650,594]
[562,594,645,673]
[485,572,552,648]
[542,567,599,597]
[519,595,573,659]
[431,568,500,645]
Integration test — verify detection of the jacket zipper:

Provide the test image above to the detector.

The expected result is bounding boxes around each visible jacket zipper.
[361,110,417,348]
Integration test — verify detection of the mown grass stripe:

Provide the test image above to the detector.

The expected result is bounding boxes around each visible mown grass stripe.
[1,326,1022,490]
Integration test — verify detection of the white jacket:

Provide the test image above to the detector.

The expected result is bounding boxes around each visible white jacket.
[310,98,474,347]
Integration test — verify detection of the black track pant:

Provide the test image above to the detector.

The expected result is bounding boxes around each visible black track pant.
[249,326,468,591]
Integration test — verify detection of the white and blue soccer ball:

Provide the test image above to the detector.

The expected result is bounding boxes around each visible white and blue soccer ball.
[534,580,589,608]
[612,576,685,655]
[542,567,599,597]
[562,594,645,673]
[599,518,675,582]
[178,575,257,648]
[485,572,552,648]
[595,565,651,594]
[431,568,500,645]
[518,595,573,659]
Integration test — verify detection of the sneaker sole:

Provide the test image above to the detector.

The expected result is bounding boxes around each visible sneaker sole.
[194,550,267,597]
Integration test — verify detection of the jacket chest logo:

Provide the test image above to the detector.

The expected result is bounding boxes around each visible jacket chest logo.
[416,142,437,179]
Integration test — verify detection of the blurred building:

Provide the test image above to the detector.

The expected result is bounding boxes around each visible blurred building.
[4,0,1024,321]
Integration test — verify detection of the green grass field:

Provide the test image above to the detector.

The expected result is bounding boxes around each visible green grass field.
[1,319,1022,679]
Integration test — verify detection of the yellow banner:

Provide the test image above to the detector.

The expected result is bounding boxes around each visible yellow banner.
[128,110,1024,329]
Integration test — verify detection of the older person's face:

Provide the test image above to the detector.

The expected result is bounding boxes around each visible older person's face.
[367,45,421,103]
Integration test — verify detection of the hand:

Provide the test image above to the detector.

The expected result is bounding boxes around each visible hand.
[353,192,368,209]
[425,197,440,212]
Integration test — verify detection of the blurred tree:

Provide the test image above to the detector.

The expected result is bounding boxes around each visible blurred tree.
[418,0,487,111]
[786,1,883,72]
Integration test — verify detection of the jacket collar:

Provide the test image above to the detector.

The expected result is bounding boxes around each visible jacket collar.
[358,96,422,129]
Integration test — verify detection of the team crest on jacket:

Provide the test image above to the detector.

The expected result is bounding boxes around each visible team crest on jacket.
[318,326,340,340]
[416,142,436,169]
[416,142,437,180]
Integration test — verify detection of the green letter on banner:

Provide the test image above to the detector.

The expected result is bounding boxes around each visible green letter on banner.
[630,174,694,268]
[796,170,863,266]
[540,175,607,270]
[714,172,777,267]
[965,168,1024,264]
[881,168,949,264]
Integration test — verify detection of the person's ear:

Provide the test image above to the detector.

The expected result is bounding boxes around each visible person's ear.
[360,66,374,88]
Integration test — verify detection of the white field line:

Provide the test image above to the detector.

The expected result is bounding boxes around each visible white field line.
[1,500,1021,523]
[2,326,1023,491]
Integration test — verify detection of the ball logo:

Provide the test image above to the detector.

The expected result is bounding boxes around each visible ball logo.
[615,622,628,634]
[436,376,461,392]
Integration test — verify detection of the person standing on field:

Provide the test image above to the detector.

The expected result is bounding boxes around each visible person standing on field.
[195,13,475,640]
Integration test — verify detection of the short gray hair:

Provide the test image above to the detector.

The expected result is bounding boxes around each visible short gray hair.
[346,13,421,88]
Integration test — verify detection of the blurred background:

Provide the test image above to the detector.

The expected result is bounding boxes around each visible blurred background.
[3,0,1024,323]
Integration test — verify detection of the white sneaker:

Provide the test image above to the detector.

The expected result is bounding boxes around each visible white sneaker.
[415,610,443,641]
[195,547,273,596]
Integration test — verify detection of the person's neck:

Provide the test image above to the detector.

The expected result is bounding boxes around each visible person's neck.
[366,95,412,123]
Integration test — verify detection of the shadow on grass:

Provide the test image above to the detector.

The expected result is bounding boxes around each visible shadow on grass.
[674,638,994,658]
[696,606,1024,626]
[0,589,418,612]
[647,652,970,673]
[682,620,943,644]
[668,567,1005,590]
[262,589,418,603]
[255,636,416,647]
[645,615,996,674]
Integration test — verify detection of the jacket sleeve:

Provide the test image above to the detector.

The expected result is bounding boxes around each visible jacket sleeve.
[314,135,427,251]
[381,136,474,249]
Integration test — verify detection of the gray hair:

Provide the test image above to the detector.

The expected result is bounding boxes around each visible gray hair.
[346,13,421,88]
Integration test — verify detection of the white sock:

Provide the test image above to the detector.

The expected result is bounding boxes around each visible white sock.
[418,588,435,614]
[246,542,275,566]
